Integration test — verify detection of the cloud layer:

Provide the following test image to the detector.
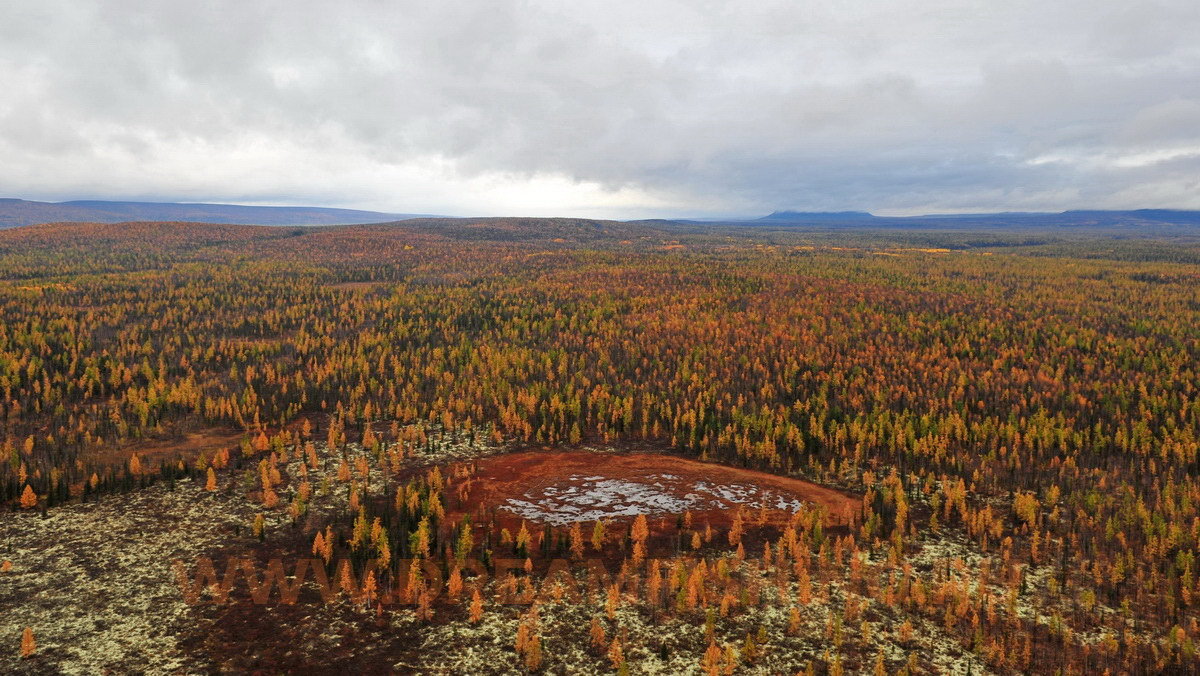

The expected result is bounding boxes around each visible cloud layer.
[1,0,1198,217]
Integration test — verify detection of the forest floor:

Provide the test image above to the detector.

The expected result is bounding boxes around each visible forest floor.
[2,438,997,675]
[0,474,291,674]
[91,427,247,469]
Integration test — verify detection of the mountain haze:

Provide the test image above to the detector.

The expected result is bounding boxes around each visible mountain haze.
[0,199,426,229]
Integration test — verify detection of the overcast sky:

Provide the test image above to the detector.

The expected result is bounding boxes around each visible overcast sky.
[1,1,1198,218]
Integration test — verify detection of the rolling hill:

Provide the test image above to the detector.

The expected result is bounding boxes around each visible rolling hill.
[0,198,427,229]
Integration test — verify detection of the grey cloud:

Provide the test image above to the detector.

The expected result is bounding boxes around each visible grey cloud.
[1,0,1198,216]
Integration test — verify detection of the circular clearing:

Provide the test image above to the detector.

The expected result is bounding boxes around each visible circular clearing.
[461,450,857,528]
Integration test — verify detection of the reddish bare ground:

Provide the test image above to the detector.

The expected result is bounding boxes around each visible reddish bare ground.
[91,428,246,469]
[458,450,858,532]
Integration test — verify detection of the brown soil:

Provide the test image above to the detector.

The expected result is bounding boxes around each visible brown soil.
[457,450,858,533]
[93,428,246,468]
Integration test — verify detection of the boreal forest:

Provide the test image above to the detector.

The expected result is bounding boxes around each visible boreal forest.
[3,217,1200,674]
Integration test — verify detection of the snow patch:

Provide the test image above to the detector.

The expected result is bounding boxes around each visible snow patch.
[497,472,808,524]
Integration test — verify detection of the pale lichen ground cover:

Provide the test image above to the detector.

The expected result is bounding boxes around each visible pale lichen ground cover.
[0,425,502,674]
[0,476,284,674]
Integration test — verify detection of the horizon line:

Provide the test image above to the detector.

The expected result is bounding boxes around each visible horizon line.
[4,196,1200,224]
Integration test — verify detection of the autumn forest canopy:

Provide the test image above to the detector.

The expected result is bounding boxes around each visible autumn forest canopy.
[3,217,1200,674]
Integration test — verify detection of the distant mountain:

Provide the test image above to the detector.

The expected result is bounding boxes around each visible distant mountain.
[758,211,876,222]
[1058,209,1200,225]
[0,199,429,229]
[747,209,1200,229]
[5,198,1199,232]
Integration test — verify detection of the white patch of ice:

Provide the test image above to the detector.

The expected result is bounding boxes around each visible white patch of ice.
[496,472,808,524]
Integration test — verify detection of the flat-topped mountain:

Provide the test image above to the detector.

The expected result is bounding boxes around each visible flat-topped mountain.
[752,209,1200,228]
[758,211,877,221]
